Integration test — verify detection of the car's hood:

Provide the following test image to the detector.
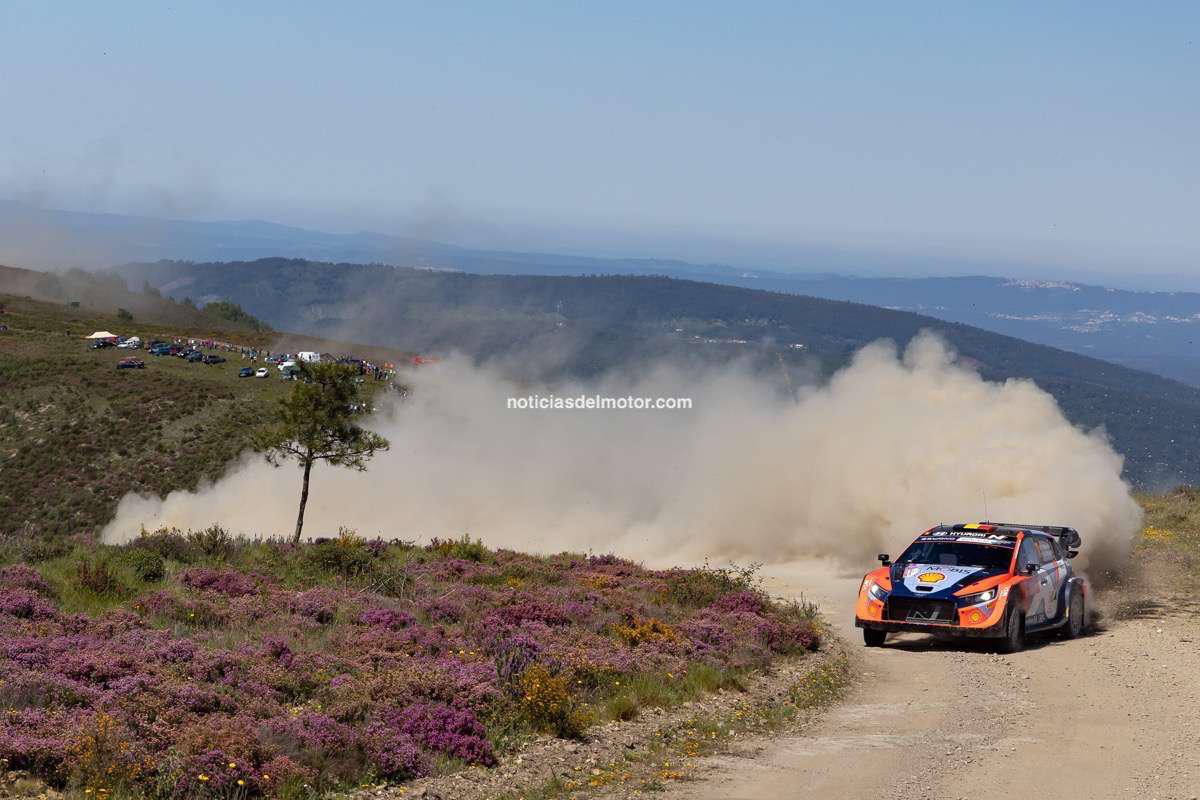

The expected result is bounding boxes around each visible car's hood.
[889,563,1007,598]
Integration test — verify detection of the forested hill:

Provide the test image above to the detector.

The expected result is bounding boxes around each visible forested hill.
[117,257,1200,488]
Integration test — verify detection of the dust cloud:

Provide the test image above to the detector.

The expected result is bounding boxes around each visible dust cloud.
[102,333,1143,571]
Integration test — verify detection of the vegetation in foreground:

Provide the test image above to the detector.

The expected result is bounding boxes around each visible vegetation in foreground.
[0,530,821,798]
[1123,488,1200,616]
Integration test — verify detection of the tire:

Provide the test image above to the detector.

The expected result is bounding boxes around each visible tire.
[863,628,887,647]
[997,606,1025,653]
[1061,587,1086,639]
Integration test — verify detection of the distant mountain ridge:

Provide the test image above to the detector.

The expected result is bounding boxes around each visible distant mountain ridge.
[7,200,1200,384]
[115,256,1200,489]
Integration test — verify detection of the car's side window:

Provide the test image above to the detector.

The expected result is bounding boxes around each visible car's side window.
[1034,539,1055,565]
[1047,538,1064,562]
[1018,538,1039,570]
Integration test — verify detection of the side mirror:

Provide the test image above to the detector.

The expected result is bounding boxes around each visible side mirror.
[878,553,891,566]
[1024,563,1038,575]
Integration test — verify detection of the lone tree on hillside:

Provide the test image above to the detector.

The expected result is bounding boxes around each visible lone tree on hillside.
[254,362,389,543]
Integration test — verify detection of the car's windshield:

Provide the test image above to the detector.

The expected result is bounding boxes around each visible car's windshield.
[896,541,1014,570]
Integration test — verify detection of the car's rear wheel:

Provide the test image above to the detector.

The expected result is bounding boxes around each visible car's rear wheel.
[997,606,1025,653]
[1062,587,1086,639]
[863,628,887,647]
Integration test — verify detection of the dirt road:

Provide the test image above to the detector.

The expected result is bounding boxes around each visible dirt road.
[663,561,1200,800]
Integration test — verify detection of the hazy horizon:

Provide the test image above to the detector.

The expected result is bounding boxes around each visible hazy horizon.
[2,2,1198,287]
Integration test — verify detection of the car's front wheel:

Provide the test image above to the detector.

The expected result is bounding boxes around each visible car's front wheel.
[998,606,1025,653]
[1061,587,1086,639]
[863,628,887,647]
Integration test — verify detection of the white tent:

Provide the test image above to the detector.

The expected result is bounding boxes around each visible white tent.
[85,331,119,340]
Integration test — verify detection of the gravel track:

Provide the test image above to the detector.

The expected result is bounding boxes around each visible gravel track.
[660,561,1200,800]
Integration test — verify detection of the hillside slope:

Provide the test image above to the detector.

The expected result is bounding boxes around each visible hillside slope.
[0,292,407,539]
[118,257,1200,488]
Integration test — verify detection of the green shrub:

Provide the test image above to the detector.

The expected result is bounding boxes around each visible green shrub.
[115,547,165,582]
[133,528,203,564]
[304,529,374,578]
[428,534,490,563]
[663,561,761,608]
[12,535,72,564]
[186,525,234,559]
[74,559,129,599]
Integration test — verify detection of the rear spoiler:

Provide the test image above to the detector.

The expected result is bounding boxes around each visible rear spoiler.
[990,523,1082,551]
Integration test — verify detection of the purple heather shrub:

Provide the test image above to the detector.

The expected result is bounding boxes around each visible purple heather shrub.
[0,707,89,771]
[258,754,315,790]
[287,587,342,623]
[384,702,496,766]
[170,683,233,714]
[0,588,57,620]
[756,618,818,654]
[262,711,367,780]
[709,589,768,615]
[358,607,415,630]
[490,597,572,627]
[0,670,100,709]
[262,637,296,667]
[428,557,485,581]
[493,632,540,693]
[420,593,468,623]
[179,567,262,597]
[264,711,360,752]
[175,747,251,795]
[0,565,52,596]
[0,541,809,794]
[677,615,736,657]
[363,725,428,780]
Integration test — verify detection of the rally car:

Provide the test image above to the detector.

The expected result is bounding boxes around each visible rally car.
[854,522,1088,652]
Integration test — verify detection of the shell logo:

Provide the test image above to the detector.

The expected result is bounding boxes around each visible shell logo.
[917,572,946,584]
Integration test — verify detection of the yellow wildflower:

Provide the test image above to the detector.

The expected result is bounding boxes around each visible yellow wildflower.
[198,774,209,782]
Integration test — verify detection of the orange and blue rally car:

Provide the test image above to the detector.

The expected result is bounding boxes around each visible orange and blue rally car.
[855,522,1088,652]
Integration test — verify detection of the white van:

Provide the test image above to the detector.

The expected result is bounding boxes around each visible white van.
[298,351,321,363]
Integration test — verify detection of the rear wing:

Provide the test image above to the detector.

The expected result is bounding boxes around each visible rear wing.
[987,522,1082,551]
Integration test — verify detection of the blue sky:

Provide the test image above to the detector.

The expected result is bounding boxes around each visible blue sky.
[1,2,1197,278]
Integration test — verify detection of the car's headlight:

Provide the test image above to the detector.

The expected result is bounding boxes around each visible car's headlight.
[867,581,888,601]
[960,587,998,605]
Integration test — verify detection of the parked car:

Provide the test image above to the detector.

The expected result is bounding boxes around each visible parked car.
[255,367,269,378]
[89,340,113,349]
[203,354,226,365]
[116,357,145,370]
[185,351,205,363]
[239,367,254,378]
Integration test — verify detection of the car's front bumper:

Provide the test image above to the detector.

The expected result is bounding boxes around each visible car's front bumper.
[854,616,1007,638]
